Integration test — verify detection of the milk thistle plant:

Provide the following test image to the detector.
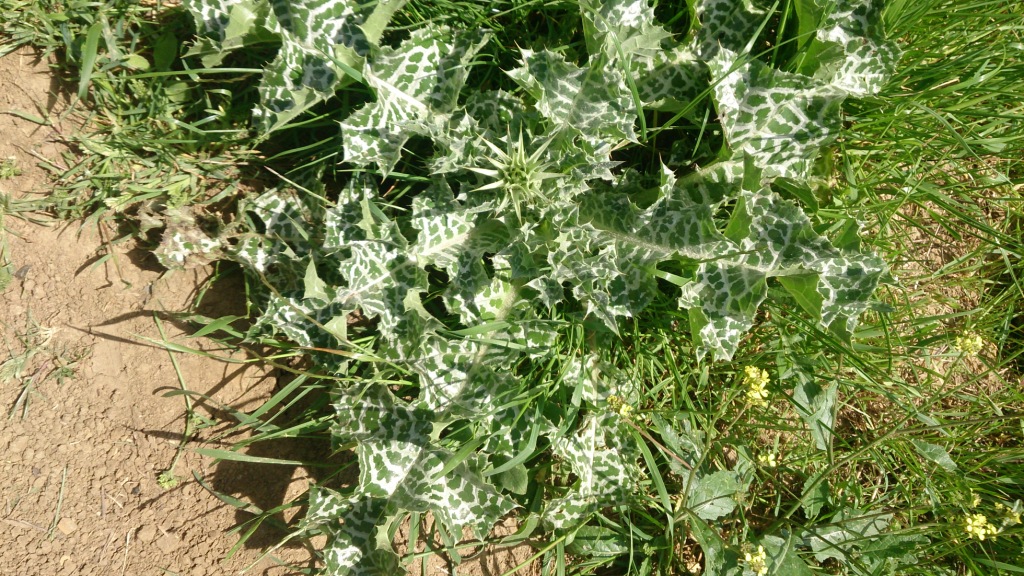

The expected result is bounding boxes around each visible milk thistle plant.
[178,0,905,573]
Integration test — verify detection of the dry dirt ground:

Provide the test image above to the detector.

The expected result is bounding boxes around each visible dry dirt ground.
[0,50,536,576]
[0,50,323,575]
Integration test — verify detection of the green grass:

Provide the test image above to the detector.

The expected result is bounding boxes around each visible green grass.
[2,0,1024,574]
[0,0,257,238]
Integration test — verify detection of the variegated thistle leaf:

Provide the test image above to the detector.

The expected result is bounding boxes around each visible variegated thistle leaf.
[814,0,900,96]
[545,412,640,531]
[695,0,895,179]
[684,261,769,361]
[695,0,769,58]
[681,159,887,358]
[543,166,733,332]
[183,0,276,66]
[184,0,410,132]
[731,178,887,338]
[254,0,369,132]
[222,1,901,570]
[342,27,489,174]
[305,488,398,576]
[507,49,637,142]
[319,385,516,573]
[580,0,707,112]
[708,48,847,180]
[235,188,320,284]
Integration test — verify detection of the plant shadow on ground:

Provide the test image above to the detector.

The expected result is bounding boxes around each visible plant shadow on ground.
[210,385,356,549]
[70,253,345,557]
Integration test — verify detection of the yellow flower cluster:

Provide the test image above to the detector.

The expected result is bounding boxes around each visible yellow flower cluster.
[744,544,768,576]
[954,332,984,355]
[965,513,998,541]
[743,366,770,406]
[996,501,1022,526]
[757,452,778,467]
[606,395,634,418]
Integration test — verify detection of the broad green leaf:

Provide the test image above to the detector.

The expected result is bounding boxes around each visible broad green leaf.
[494,462,530,495]
[778,274,825,319]
[802,473,829,519]
[801,510,891,563]
[775,333,837,450]
[792,0,824,54]
[303,259,330,303]
[652,414,705,475]
[688,470,740,521]
[565,525,630,557]
[860,533,929,574]
[153,31,179,71]
[761,535,815,576]
[690,518,743,576]
[793,380,837,451]
[911,440,959,472]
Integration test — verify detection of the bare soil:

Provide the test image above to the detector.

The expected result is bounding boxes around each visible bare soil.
[0,49,316,575]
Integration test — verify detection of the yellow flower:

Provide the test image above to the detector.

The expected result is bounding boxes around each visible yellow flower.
[1008,508,1022,526]
[743,366,770,406]
[965,513,998,540]
[607,395,633,418]
[996,501,1022,527]
[954,332,984,355]
[757,452,778,467]
[744,544,768,576]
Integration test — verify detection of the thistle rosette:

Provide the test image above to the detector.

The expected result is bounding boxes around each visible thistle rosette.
[465,130,566,222]
[221,0,900,573]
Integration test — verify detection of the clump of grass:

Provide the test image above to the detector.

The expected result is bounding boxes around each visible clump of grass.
[1,0,259,245]
[0,157,21,179]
